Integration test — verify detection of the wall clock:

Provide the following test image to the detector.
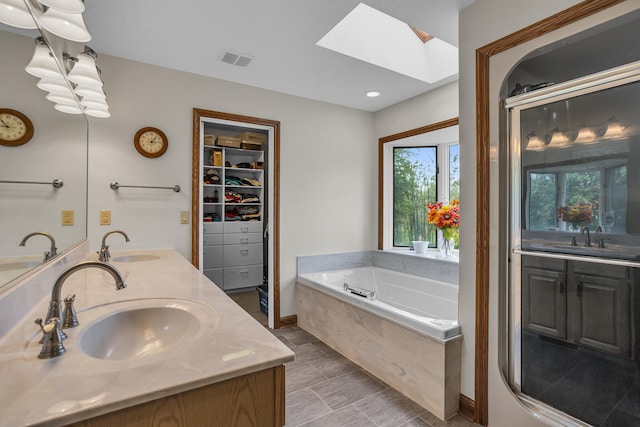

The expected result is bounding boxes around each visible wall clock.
[133,127,168,158]
[0,108,34,147]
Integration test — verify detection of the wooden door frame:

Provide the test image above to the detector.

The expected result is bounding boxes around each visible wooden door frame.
[474,1,624,424]
[191,108,283,329]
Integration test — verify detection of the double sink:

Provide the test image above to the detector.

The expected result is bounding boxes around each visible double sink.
[522,239,640,261]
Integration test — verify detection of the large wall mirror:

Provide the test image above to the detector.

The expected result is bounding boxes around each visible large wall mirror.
[0,26,88,288]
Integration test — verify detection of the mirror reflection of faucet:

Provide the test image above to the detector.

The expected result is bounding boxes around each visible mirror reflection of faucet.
[98,230,130,262]
[580,226,591,247]
[19,231,57,262]
[35,261,127,359]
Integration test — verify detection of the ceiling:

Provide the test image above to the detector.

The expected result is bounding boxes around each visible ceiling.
[80,0,475,112]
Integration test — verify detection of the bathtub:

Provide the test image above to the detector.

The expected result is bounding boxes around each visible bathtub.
[296,266,462,420]
[297,266,460,341]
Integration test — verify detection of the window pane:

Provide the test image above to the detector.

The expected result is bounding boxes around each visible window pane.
[528,173,557,230]
[393,147,437,247]
[606,165,627,233]
[449,144,460,201]
[564,170,600,231]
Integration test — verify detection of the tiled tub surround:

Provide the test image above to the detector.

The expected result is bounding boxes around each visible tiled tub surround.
[0,246,294,426]
[296,251,461,420]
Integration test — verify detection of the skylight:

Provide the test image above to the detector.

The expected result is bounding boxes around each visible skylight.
[316,3,458,84]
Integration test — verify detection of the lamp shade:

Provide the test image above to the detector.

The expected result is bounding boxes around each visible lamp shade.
[80,97,108,109]
[54,103,83,114]
[38,0,84,14]
[574,126,598,144]
[46,91,78,106]
[84,107,110,118]
[524,132,545,151]
[37,77,72,94]
[38,6,91,42]
[25,42,64,79]
[0,0,37,29]
[547,128,572,148]
[67,52,102,86]
[602,118,627,140]
[74,84,106,100]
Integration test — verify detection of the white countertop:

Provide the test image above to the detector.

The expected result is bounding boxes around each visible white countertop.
[0,248,294,427]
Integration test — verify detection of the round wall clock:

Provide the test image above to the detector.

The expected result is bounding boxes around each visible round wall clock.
[133,127,168,158]
[0,108,34,147]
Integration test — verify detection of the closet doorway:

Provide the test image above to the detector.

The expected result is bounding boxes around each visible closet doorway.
[191,108,281,328]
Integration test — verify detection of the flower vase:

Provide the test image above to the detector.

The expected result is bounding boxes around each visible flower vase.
[439,236,454,258]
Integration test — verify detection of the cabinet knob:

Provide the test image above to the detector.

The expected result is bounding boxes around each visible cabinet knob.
[241,238,249,244]
[557,279,564,294]
[240,249,249,255]
[577,282,583,297]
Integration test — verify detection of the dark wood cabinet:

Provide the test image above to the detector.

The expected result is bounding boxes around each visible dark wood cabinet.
[522,255,633,358]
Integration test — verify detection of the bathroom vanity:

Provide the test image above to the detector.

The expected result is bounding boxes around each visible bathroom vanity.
[0,243,293,426]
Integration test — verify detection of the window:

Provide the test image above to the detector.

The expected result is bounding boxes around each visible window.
[380,121,459,249]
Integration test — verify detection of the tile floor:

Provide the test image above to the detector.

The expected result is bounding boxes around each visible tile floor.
[522,332,640,426]
[228,289,268,326]
[271,326,481,427]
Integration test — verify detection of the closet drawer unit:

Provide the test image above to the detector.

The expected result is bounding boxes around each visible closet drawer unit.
[203,234,223,246]
[224,265,263,290]
[224,221,262,234]
[204,268,224,289]
[224,232,262,245]
[203,245,223,268]
[203,222,223,234]
[224,243,263,267]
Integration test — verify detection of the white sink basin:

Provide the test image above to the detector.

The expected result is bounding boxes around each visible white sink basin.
[80,306,200,360]
[112,254,160,263]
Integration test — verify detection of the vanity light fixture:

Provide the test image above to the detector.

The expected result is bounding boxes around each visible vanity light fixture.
[36,76,70,93]
[524,131,545,151]
[366,91,381,97]
[547,127,572,148]
[46,91,78,106]
[25,37,64,79]
[38,4,91,42]
[601,116,627,140]
[0,0,37,28]
[74,84,106,100]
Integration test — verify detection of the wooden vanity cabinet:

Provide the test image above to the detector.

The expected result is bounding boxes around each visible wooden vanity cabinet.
[522,255,634,358]
[67,366,285,427]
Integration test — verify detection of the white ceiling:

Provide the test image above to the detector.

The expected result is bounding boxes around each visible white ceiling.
[81,0,474,112]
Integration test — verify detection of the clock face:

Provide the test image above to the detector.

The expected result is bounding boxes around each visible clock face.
[0,109,34,146]
[134,127,168,158]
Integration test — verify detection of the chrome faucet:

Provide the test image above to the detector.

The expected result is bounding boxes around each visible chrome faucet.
[581,226,591,247]
[98,230,130,262]
[19,231,57,262]
[36,261,126,358]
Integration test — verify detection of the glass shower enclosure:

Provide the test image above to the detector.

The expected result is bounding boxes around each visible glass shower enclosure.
[506,60,640,426]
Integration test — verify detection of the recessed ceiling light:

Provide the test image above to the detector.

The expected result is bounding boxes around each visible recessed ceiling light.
[366,91,380,97]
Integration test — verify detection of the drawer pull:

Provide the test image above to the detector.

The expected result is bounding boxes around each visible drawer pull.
[240,249,249,255]
[241,227,249,233]
[240,270,249,276]
[240,238,249,244]
[557,279,564,294]
[577,282,583,298]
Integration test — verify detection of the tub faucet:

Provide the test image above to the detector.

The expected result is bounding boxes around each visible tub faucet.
[581,226,591,247]
[36,261,126,358]
[19,231,57,262]
[98,230,130,262]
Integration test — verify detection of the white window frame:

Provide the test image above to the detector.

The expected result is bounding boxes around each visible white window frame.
[382,124,459,249]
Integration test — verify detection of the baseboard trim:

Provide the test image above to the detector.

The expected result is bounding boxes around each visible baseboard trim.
[459,394,475,422]
[279,315,297,328]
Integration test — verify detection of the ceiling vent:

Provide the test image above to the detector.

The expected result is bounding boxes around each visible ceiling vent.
[221,51,253,67]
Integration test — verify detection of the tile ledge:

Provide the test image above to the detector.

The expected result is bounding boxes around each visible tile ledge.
[379,249,459,264]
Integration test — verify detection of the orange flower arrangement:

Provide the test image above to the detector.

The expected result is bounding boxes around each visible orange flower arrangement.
[427,199,460,241]
[557,202,593,230]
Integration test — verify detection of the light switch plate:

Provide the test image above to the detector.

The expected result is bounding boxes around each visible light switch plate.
[61,210,74,226]
[100,210,111,225]
[180,210,189,224]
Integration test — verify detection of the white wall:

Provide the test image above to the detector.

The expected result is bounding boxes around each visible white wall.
[460,1,639,425]
[87,54,376,317]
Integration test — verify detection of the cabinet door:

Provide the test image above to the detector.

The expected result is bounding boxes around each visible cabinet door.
[568,273,631,357]
[522,267,567,339]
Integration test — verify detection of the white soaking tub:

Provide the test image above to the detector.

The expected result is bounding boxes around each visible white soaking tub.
[296,266,462,420]
[297,266,460,341]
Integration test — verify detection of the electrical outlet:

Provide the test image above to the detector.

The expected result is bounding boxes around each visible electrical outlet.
[100,210,111,225]
[61,210,74,226]
[180,210,189,224]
